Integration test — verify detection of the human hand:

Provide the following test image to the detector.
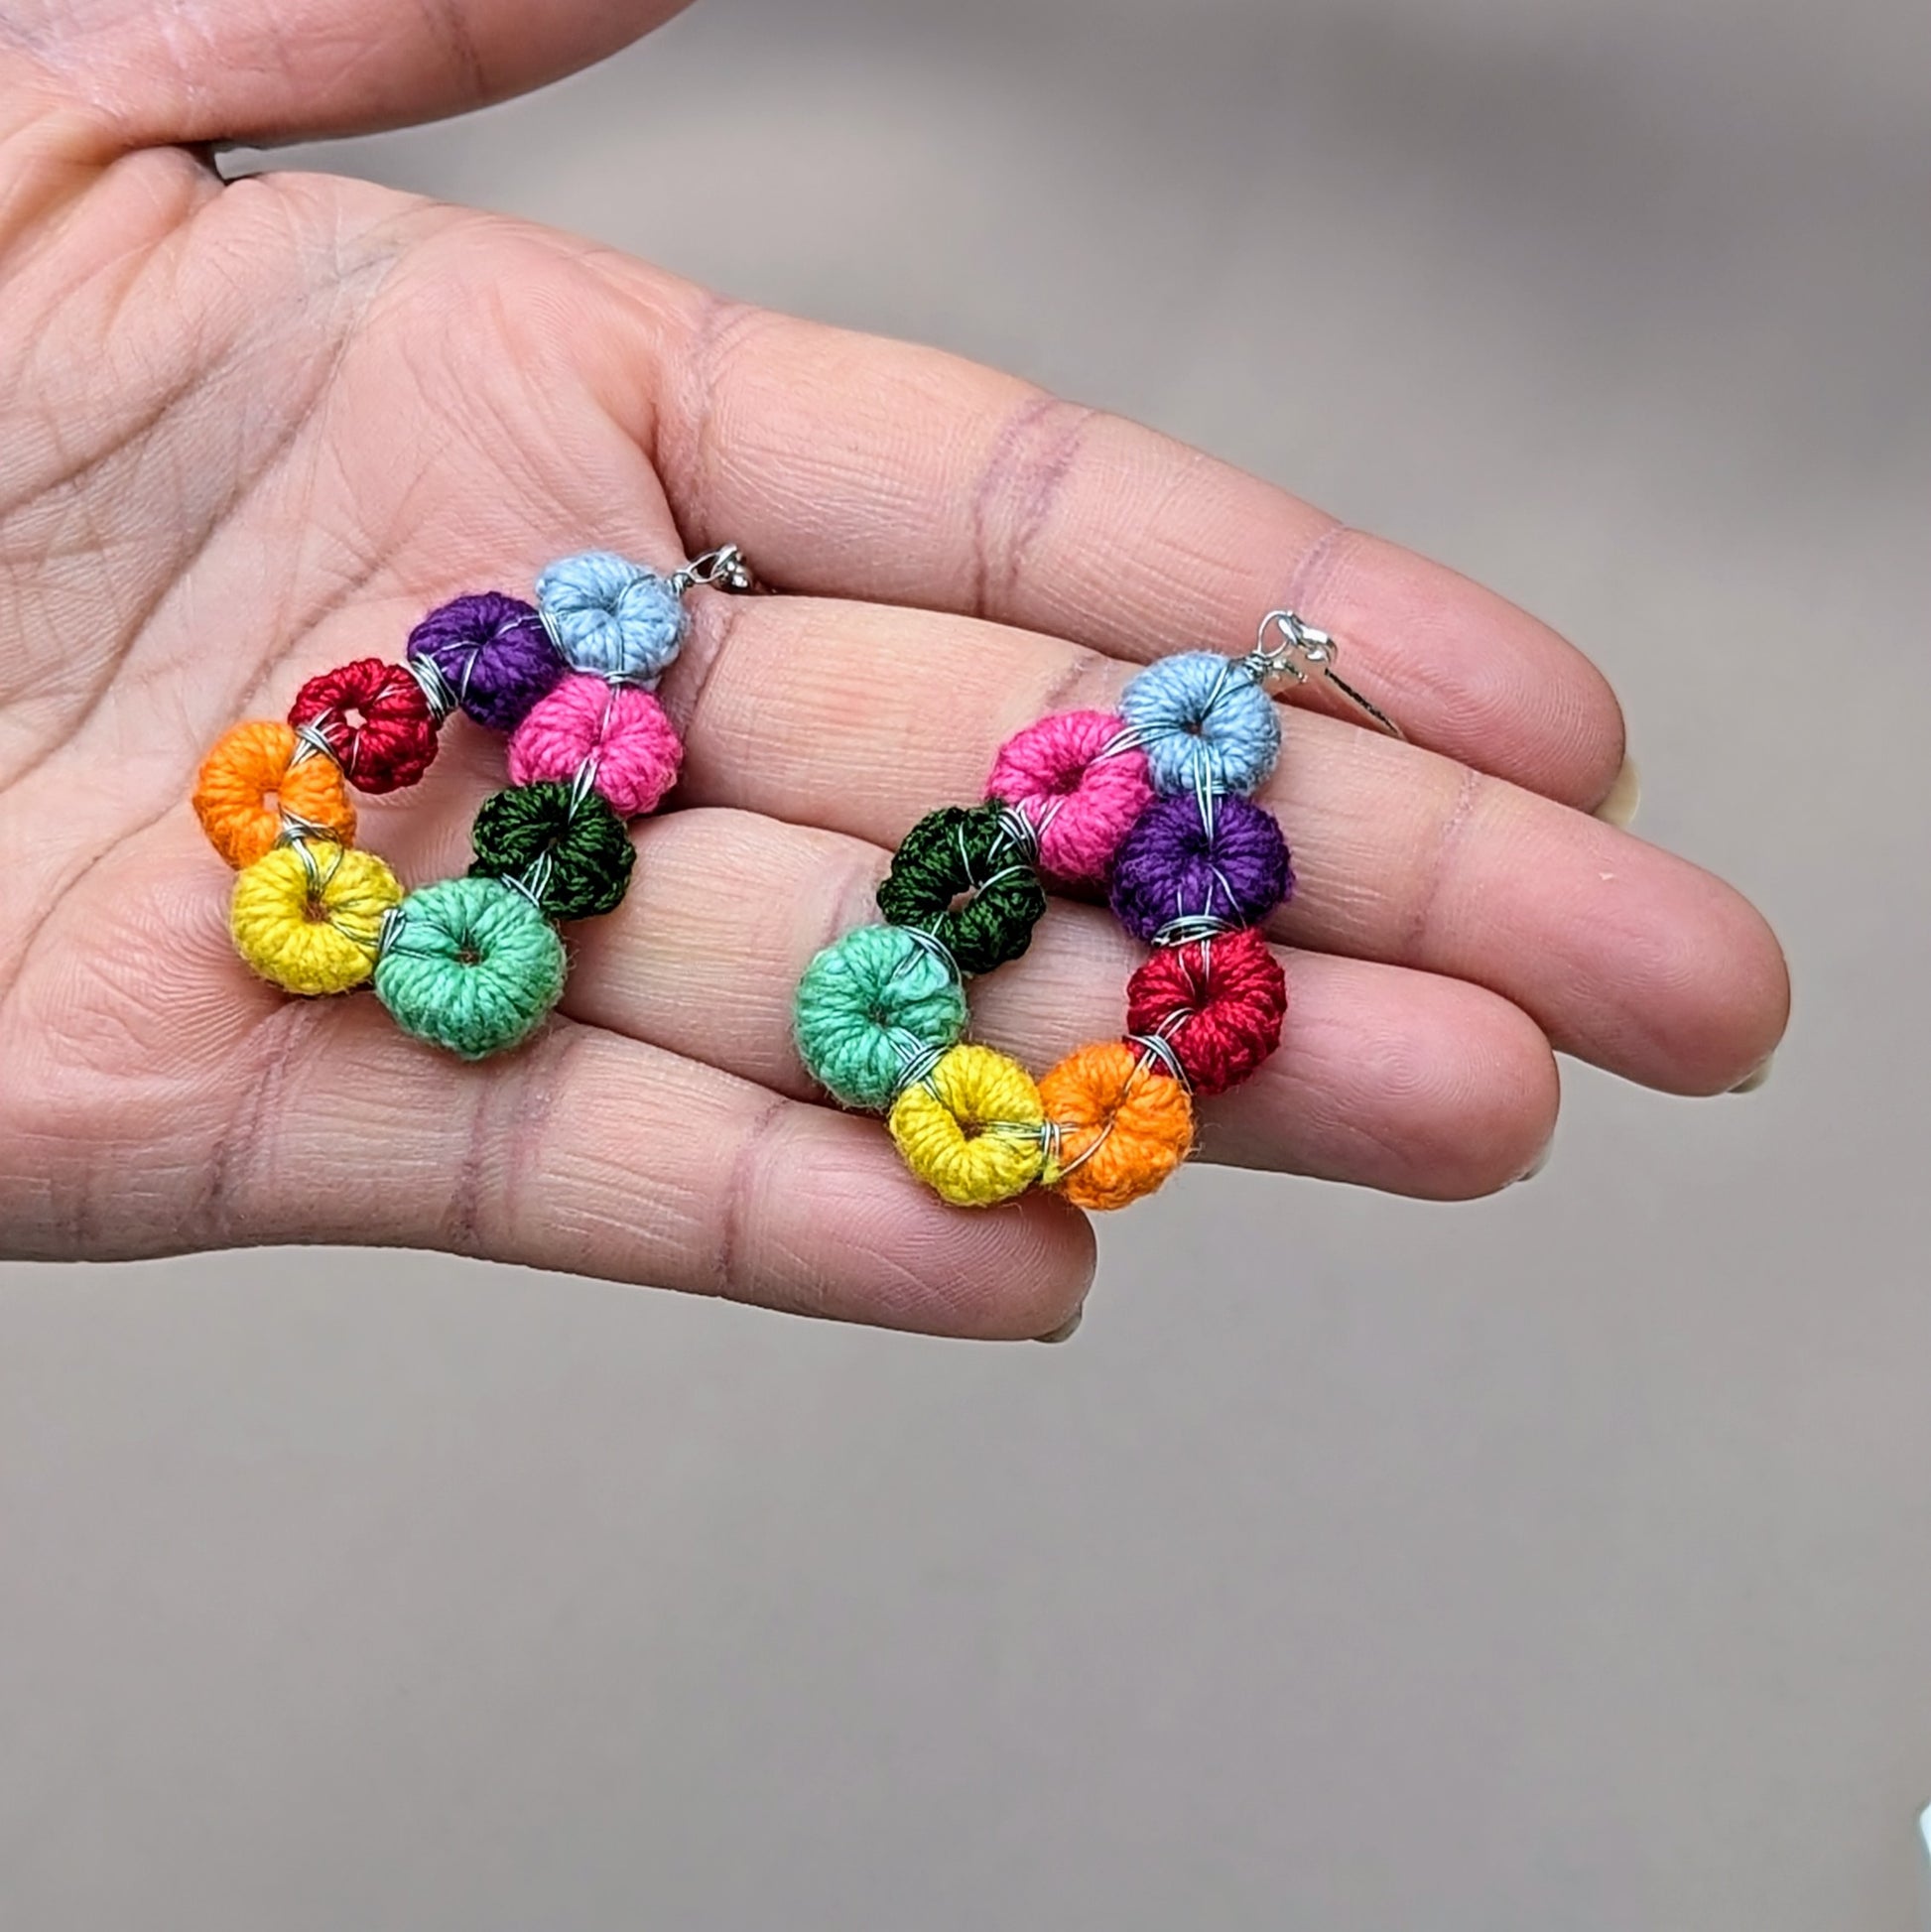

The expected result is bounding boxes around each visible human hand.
[0,0,1788,1337]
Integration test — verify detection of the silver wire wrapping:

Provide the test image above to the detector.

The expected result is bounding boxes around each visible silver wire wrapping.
[986,800,1042,863]
[375,901,407,962]
[548,546,762,691]
[285,716,344,772]
[878,919,965,1103]
[889,1035,952,1099]
[496,761,601,910]
[500,861,553,915]
[1150,912,1238,949]
[891,921,964,986]
[405,650,460,725]
[1125,1029,1192,1092]
[564,758,602,815]
[272,808,348,850]
[857,610,1399,1208]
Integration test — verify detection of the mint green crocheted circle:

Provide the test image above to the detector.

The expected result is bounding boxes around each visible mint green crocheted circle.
[794,922,967,1112]
[375,875,566,1061]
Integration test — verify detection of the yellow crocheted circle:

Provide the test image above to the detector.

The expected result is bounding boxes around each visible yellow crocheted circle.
[230,837,403,996]
[889,1043,1047,1207]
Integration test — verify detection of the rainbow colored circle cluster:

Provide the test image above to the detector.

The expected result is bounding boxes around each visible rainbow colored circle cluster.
[193,550,722,1059]
[792,646,1296,1212]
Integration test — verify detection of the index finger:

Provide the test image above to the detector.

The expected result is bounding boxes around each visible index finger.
[622,288,1626,810]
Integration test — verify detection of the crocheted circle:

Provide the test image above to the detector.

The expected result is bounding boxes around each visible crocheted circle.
[889,1044,1048,1207]
[467,781,634,924]
[406,591,563,732]
[535,551,689,685]
[1124,926,1289,1096]
[374,875,567,1060]
[985,708,1154,889]
[193,718,357,869]
[506,674,683,819]
[287,657,439,794]
[875,803,1048,977]
[794,923,968,1112]
[1038,1040,1194,1213]
[1109,792,1293,944]
[229,837,402,996]
[1118,651,1281,799]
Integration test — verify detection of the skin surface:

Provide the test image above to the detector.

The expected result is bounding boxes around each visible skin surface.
[0,0,1789,1338]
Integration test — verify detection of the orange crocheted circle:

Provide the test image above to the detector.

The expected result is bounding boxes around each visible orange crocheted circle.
[193,719,356,869]
[1038,1040,1194,1213]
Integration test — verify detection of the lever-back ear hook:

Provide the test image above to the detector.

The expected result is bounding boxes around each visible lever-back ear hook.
[669,544,758,596]
[1245,608,1406,741]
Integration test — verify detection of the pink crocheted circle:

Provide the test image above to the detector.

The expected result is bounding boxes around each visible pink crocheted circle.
[507,673,683,819]
[986,708,1153,888]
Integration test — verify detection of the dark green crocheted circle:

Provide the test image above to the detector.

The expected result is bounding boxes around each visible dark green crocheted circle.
[875,803,1047,976]
[468,780,634,923]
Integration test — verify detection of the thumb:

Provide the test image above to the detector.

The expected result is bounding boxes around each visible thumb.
[2,0,695,150]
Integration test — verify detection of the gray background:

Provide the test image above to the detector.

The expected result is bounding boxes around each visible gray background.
[3,0,1928,1925]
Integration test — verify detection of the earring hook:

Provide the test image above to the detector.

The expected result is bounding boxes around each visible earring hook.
[669,544,758,596]
[1245,608,1406,741]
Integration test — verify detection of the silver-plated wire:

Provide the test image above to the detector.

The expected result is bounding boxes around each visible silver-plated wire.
[987,801,1041,861]
[406,651,459,724]
[1151,912,1237,948]
[502,859,552,914]
[895,922,963,984]
[287,718,342,771]
[1244,608,1406,740]
[1126,1029,1192,1092]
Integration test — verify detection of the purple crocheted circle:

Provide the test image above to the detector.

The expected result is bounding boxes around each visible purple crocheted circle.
[1109,792,1293,943]
[406,592,564,733]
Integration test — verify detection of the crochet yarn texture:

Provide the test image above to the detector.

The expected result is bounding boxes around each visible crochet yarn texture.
[194,547,750,1061]
[373,876,567,1061]
[792,923,970,1112]
[874,803,1050,976]
[794,634,1302,1214]
[507,676,683,818]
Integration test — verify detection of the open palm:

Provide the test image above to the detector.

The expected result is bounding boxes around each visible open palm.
[0,0,1788,1337]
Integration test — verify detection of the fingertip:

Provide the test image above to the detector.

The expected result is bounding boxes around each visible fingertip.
[1357,980,1562,1202]
[1644,880,1792,1096]
[1518,821,1791,1097]
[1328,535,1628,812]
[763,1105,1098,1340]
[866,1185,1099,1343]
[1208,954,1561,1201]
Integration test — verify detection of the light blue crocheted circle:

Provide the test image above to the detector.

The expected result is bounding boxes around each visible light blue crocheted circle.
[535,551,689,685]
[1118,651,1281,798]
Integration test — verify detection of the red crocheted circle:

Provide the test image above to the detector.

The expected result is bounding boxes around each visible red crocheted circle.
[1125,925,1288,1097]
[288,658,439,794]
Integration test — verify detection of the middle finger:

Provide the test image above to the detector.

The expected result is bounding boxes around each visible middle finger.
[661,594,1781,1095]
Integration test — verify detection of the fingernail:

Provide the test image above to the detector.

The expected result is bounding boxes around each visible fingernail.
[1729,1052,1774,1095]
[1512,1144,1552,1184]
[1595,756,1641,831]
[1033,1307,1085,1345]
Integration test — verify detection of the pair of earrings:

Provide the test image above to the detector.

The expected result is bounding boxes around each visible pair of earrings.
[192,551,1399,1212]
